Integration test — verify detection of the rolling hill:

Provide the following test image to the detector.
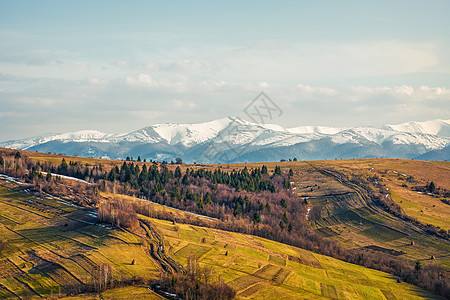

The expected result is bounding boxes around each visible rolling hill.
[0,148,448,298]
[0,176,442,299]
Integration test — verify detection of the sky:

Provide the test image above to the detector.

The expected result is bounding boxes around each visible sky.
[1,0,450,141]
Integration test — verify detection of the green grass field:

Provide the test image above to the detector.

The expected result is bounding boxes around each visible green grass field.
[0,179,159,299]
[151,218,441,299]
[60,286,164,299]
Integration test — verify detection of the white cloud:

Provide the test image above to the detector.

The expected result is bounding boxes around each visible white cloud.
[16,97,56,106]
[88,77,108,85]
[296,84,338,96]
[172,100,196,109]
[125,73,155,87]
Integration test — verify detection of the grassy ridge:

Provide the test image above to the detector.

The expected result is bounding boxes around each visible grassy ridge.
[231,159,449,269]
[308,159,450,230]
[150,217,440,299]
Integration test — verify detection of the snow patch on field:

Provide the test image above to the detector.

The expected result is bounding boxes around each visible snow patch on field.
[41,172,92,185]
[0,174,27,185]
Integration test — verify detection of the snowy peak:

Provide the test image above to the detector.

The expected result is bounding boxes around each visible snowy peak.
[152,117,235,146]
[288,125,346,135]
[121,117,237,146]
[1,117,449,162]
[48,130,109,141]
[2,130,110,150]
[385,119,450,137]
[331,127,449,150]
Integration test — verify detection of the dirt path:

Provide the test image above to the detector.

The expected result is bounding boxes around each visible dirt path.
[138,219,185,275]
[312,166,446,240]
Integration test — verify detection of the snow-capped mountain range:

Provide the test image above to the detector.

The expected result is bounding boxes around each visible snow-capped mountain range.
[1,117,449,163]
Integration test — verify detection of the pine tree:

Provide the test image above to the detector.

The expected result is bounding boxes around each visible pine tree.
[282,212,289,224]
[288,223,293,232]
[58,158,68,175]
[175,166,182,178]
[204,192,212,205]
[261,165,268,175]
[274,165,281,175]
[182,174,190,185]
[253,211,261,223]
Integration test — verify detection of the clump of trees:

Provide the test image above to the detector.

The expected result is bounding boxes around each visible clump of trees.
[153,256,235,300]
[97,199,138,229]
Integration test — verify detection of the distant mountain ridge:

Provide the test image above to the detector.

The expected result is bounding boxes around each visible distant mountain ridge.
[384,119,450,137]
[1,117,449,162]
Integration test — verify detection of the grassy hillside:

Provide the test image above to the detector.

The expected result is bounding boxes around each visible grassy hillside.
[0,176,442,299]
[0,148,448,298]
[207,159,450,268]
[281,159,450,268]
[308,159,450,230]
[149,217,439,299]
[0,178,160,299]
[61,286,164,299]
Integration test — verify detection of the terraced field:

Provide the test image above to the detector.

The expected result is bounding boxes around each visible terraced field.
[153,218,441,299]
[285,160,450,268]
[61,286,164,299]
[309,159,450,230]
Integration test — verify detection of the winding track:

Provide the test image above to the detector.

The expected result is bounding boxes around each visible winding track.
[138,219,185,275]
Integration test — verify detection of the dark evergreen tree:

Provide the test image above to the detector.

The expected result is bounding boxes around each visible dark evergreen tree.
[174,166,182,178]
[204,192,212,205]
[261,165,268,175]
[253,211,261,223]
[58,158,68,175]
[274,165,282,175]
[182,174,190,185]
[282,212,289,224]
